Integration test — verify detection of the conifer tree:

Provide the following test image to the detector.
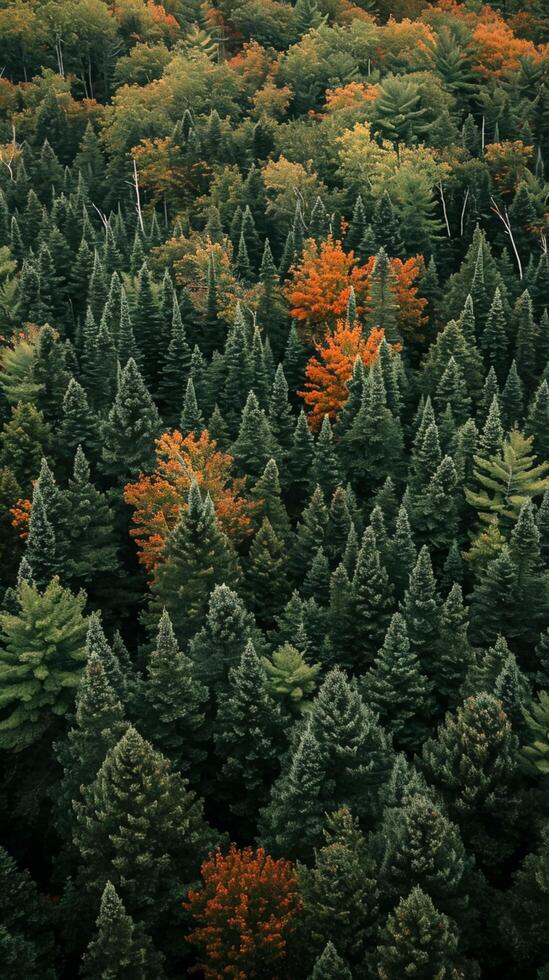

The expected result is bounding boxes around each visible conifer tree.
[57,378,100,466]
[402,546,441,683]
[501,360,525,429]
[262,670,392,859]
[74,727,215,930]
[388,503,417,599]
[189,583,259,696]
[157,301,192,424]
[362,612,431,752]
[143,609,208,776]
[55,653,127,843]
[350,526,394,672]
[288,410,315,502]
[245,519,290,629]
[81,881,164,980]
[526,379,549,460]
[251,458,292,542]
[0,577,88,750]
[309,941,352,980]
[376,886,460,980]
[153,483,240,644]
[231,391,279,478]
[180,376,205,436]
[422,693,519,866]
[100,358,161,482]
[62,447,118,590]
[481,286,509,382]
[292,486,329,581]
[299,808,380,973]
[214,640,284,830]
[0,847,56,980]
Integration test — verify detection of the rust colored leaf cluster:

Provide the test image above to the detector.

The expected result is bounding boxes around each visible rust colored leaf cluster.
[185,845,302,980]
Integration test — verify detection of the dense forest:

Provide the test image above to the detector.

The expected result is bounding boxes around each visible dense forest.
[0,0,548,976]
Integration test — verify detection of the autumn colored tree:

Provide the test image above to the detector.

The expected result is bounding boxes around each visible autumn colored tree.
[300,322,387,430]
[123,430,255,574]
[285,237,370,341]
[185,846,302,979]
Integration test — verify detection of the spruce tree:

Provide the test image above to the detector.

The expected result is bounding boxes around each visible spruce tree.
[81,881,164,980]
[55,653,127,843]
[376,886,460,980]
[143,609,208,776]
[309,941,352,980]
[73,727,215,930]
[189,583,259,696]
[0,577,88,750]
[214,640,284,830]
[100,358,162,482]
[349,526,394,673]
[251,458,292,542]
[0,847,56,980]
[299,808,380,973]
[422,693,519,867]
[362,612,431,752]
[62,447,118,590]
[311,415,343,499]
[157,301,192,424]
[434,584,473,711]
[245,518,290,629]
[231,391,279,478]
[152,482,240,644]
[57,378,100,466]
[402,546,441,683]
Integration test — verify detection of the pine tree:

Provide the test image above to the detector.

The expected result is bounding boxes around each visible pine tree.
[434,584,473,711]
[422,693,519,867]
[100,358,161,482]
[371,191,404,257]
[57,378,100,467]
[478,395,504,458]
[526,379,549,460]
[268,363,294,456]
[378,793,471,926]
[214,640,284,830]
[387,503,417,600]
[152,482,240,644]
[180,376,205,436]
[245,519,290,629]
[481,287,509,382]
[292,486,329,581]
[142,608,208,776]
[132,261,163,388]
[309,941,352,980]
[402,546,441,684]
[157,301,192,424]
[288,410,315,502]
[514,289,538,395]
[231,391,279,478]
[299,808,380,973]
[362,612,431,752]
[251,458,292,542]
[0,577,88,750]
[368,247,400,342]
[262,642,320,717]
[62,448,118,590]
[501,361,525,429]
[349,526,394,673]
[261,669,393,859]
[55,653,127,843]
[73,727,215,929]
[376,886,460,980]
[81,881,164,980]
[189,583,259,699]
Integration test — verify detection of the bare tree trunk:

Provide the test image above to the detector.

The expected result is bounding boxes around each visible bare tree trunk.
[491,197,522,280]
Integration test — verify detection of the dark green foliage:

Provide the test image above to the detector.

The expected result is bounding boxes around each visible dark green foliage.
[81,881,164,980]
[100,358,161,482]
[376,886,460,980]
[0,847,56,980]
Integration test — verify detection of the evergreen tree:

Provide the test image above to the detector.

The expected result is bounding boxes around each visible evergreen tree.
[501,361,525,429]
[231,391,278,478]
[245,518,290,629]
[188,572,259,690]
[309,941,352,980]
[0,847,56,980]
[251,458,292,542]
[57,379,100,466]
[289,410,315,502]
[376,886,460,980]
[180,376,205,436]
[214,640,284,830]
[157,301,191,423]
[81,881,164,980]
[143,609,208,776]
[55,653,127,843]
[349,526,394,673]
[152,482,240,644]
[481,286,509,382]
[100,359,161,482]
[73,727,215,930]
[299,808,380,974]
[62,448,118,590]
[402,547,441,684]
[526,379,549,460]
[0,578,88,750]
[362,612,431,752]
[422,693,519,867]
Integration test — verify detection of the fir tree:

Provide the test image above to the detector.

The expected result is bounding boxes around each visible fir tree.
[73,727,215,929]
[0,847,56,980]
[153,482,240,644]
[143,609,208,776]
[0,578,88,750]
[245,518,290,629]
[100,358,162,482]
[309,941,352,980]
[189,583,258,696]
[231,391,278,478]
[251,458,292,542]
[422,693,519,867]
[402,546,441,684]
[349,526,394,673]
[81,881,164,980]
[376,886,460,980]
[214,640,284,830]
[362,612,431,752]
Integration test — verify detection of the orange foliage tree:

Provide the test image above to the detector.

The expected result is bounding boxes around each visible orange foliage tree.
[185,846,302,980]
[123,430,255,574]
[285,237,370,341]
[300,321,388,429]
[471,17,541,77]
[390,255,428,342]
